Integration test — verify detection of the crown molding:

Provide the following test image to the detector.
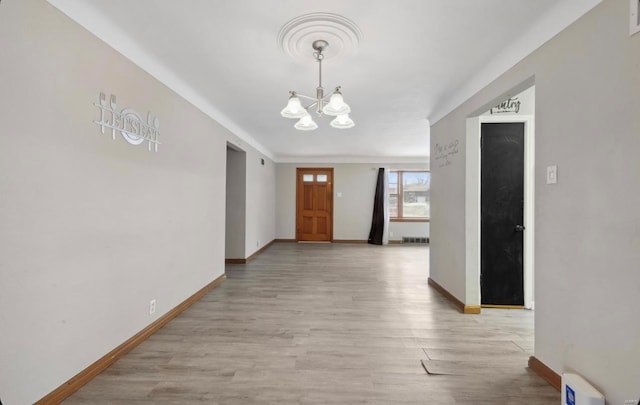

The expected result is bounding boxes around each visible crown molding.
[275,155,429,165]
[47,0,275,160]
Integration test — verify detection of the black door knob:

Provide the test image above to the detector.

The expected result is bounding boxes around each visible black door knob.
[515,224,525,232]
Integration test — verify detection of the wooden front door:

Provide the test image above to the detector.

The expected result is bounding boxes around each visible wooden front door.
[296,168,333,242]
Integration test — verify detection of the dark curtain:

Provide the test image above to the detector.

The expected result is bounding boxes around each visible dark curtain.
[368,168,385,245]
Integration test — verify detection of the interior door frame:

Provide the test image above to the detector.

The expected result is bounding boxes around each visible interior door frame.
[466,114,535,310]
[295,167,334,242]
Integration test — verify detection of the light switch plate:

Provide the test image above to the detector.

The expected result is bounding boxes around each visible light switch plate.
[546,165,558,184]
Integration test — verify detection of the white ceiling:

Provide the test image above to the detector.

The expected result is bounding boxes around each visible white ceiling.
[48,0,599,162]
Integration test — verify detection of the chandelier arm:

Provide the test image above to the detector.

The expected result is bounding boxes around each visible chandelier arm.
[322,86,342,101]
[304,101,319,110]
[295,93,317,101]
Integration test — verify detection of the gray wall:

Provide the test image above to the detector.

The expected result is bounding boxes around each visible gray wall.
[0,1,275,403]
[430,0,640,402]
[276,163,429,241]
[225,147,246,259]
[245,151,276,257]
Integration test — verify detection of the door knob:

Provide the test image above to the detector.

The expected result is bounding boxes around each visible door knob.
[515,224,525,232]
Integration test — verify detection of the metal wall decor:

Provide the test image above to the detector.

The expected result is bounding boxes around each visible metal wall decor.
[93,92,161,152]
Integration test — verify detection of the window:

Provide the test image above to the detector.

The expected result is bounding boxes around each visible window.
[389,170,430,220]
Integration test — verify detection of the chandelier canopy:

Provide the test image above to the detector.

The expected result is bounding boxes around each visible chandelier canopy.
[280,40,354,131]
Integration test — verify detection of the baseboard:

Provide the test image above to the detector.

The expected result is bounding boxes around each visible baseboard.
[481,304,525,309]
[463,305,481,314]
[428,277,464,312]
[427,277,481,314]
[226,239,276,265]
[36,274,226,404]
[274,238,296,243]
[528,356,561,391]
[334,239,424,244]
[245,239,275,263]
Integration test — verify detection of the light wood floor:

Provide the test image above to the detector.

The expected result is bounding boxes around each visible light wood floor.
[64,243,558,404]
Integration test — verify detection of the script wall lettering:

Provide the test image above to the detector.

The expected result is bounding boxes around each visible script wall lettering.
[490,97,521,115]
[434,139,460,168]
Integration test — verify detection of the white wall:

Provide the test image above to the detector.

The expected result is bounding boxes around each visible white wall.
[430,0,640,402]
[225,147,246,259]
[388,221,429,242]
[244,151,276,257]
[276,163,429,241]
[430,130,467,300]
[0,1,275,403]
[226,140,276,259]
[275,163,298,239]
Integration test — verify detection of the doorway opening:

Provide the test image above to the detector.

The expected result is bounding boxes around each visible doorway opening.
[465,84,535,310]
[225,144,246,261]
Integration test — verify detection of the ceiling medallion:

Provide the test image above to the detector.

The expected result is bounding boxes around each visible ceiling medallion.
[277,12,362,63]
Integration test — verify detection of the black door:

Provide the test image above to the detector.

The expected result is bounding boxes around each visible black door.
[480,122,525,306]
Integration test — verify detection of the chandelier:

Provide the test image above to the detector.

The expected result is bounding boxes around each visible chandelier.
[280,40,355,131]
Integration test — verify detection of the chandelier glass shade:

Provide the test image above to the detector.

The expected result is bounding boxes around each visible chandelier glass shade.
[280,95,307,119]
[280,40,354,130]
[329,114,355,129]
[294,112,319,131]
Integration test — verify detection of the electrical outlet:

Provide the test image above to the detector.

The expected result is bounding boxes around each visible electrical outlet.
[149,299,156,315]
[257,240,260,247]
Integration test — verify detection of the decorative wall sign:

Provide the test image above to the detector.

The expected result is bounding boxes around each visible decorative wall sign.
[93,92,160,152]
[490,97,521,115]
[483,87,534,116]
[434,139,460,168]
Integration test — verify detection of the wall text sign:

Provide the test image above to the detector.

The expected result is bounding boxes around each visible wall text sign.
[434,139,460,168]
[490,97,521,115]
[93,92,160,152]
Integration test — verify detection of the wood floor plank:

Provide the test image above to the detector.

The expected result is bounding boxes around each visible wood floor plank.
[63,243,558,404]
